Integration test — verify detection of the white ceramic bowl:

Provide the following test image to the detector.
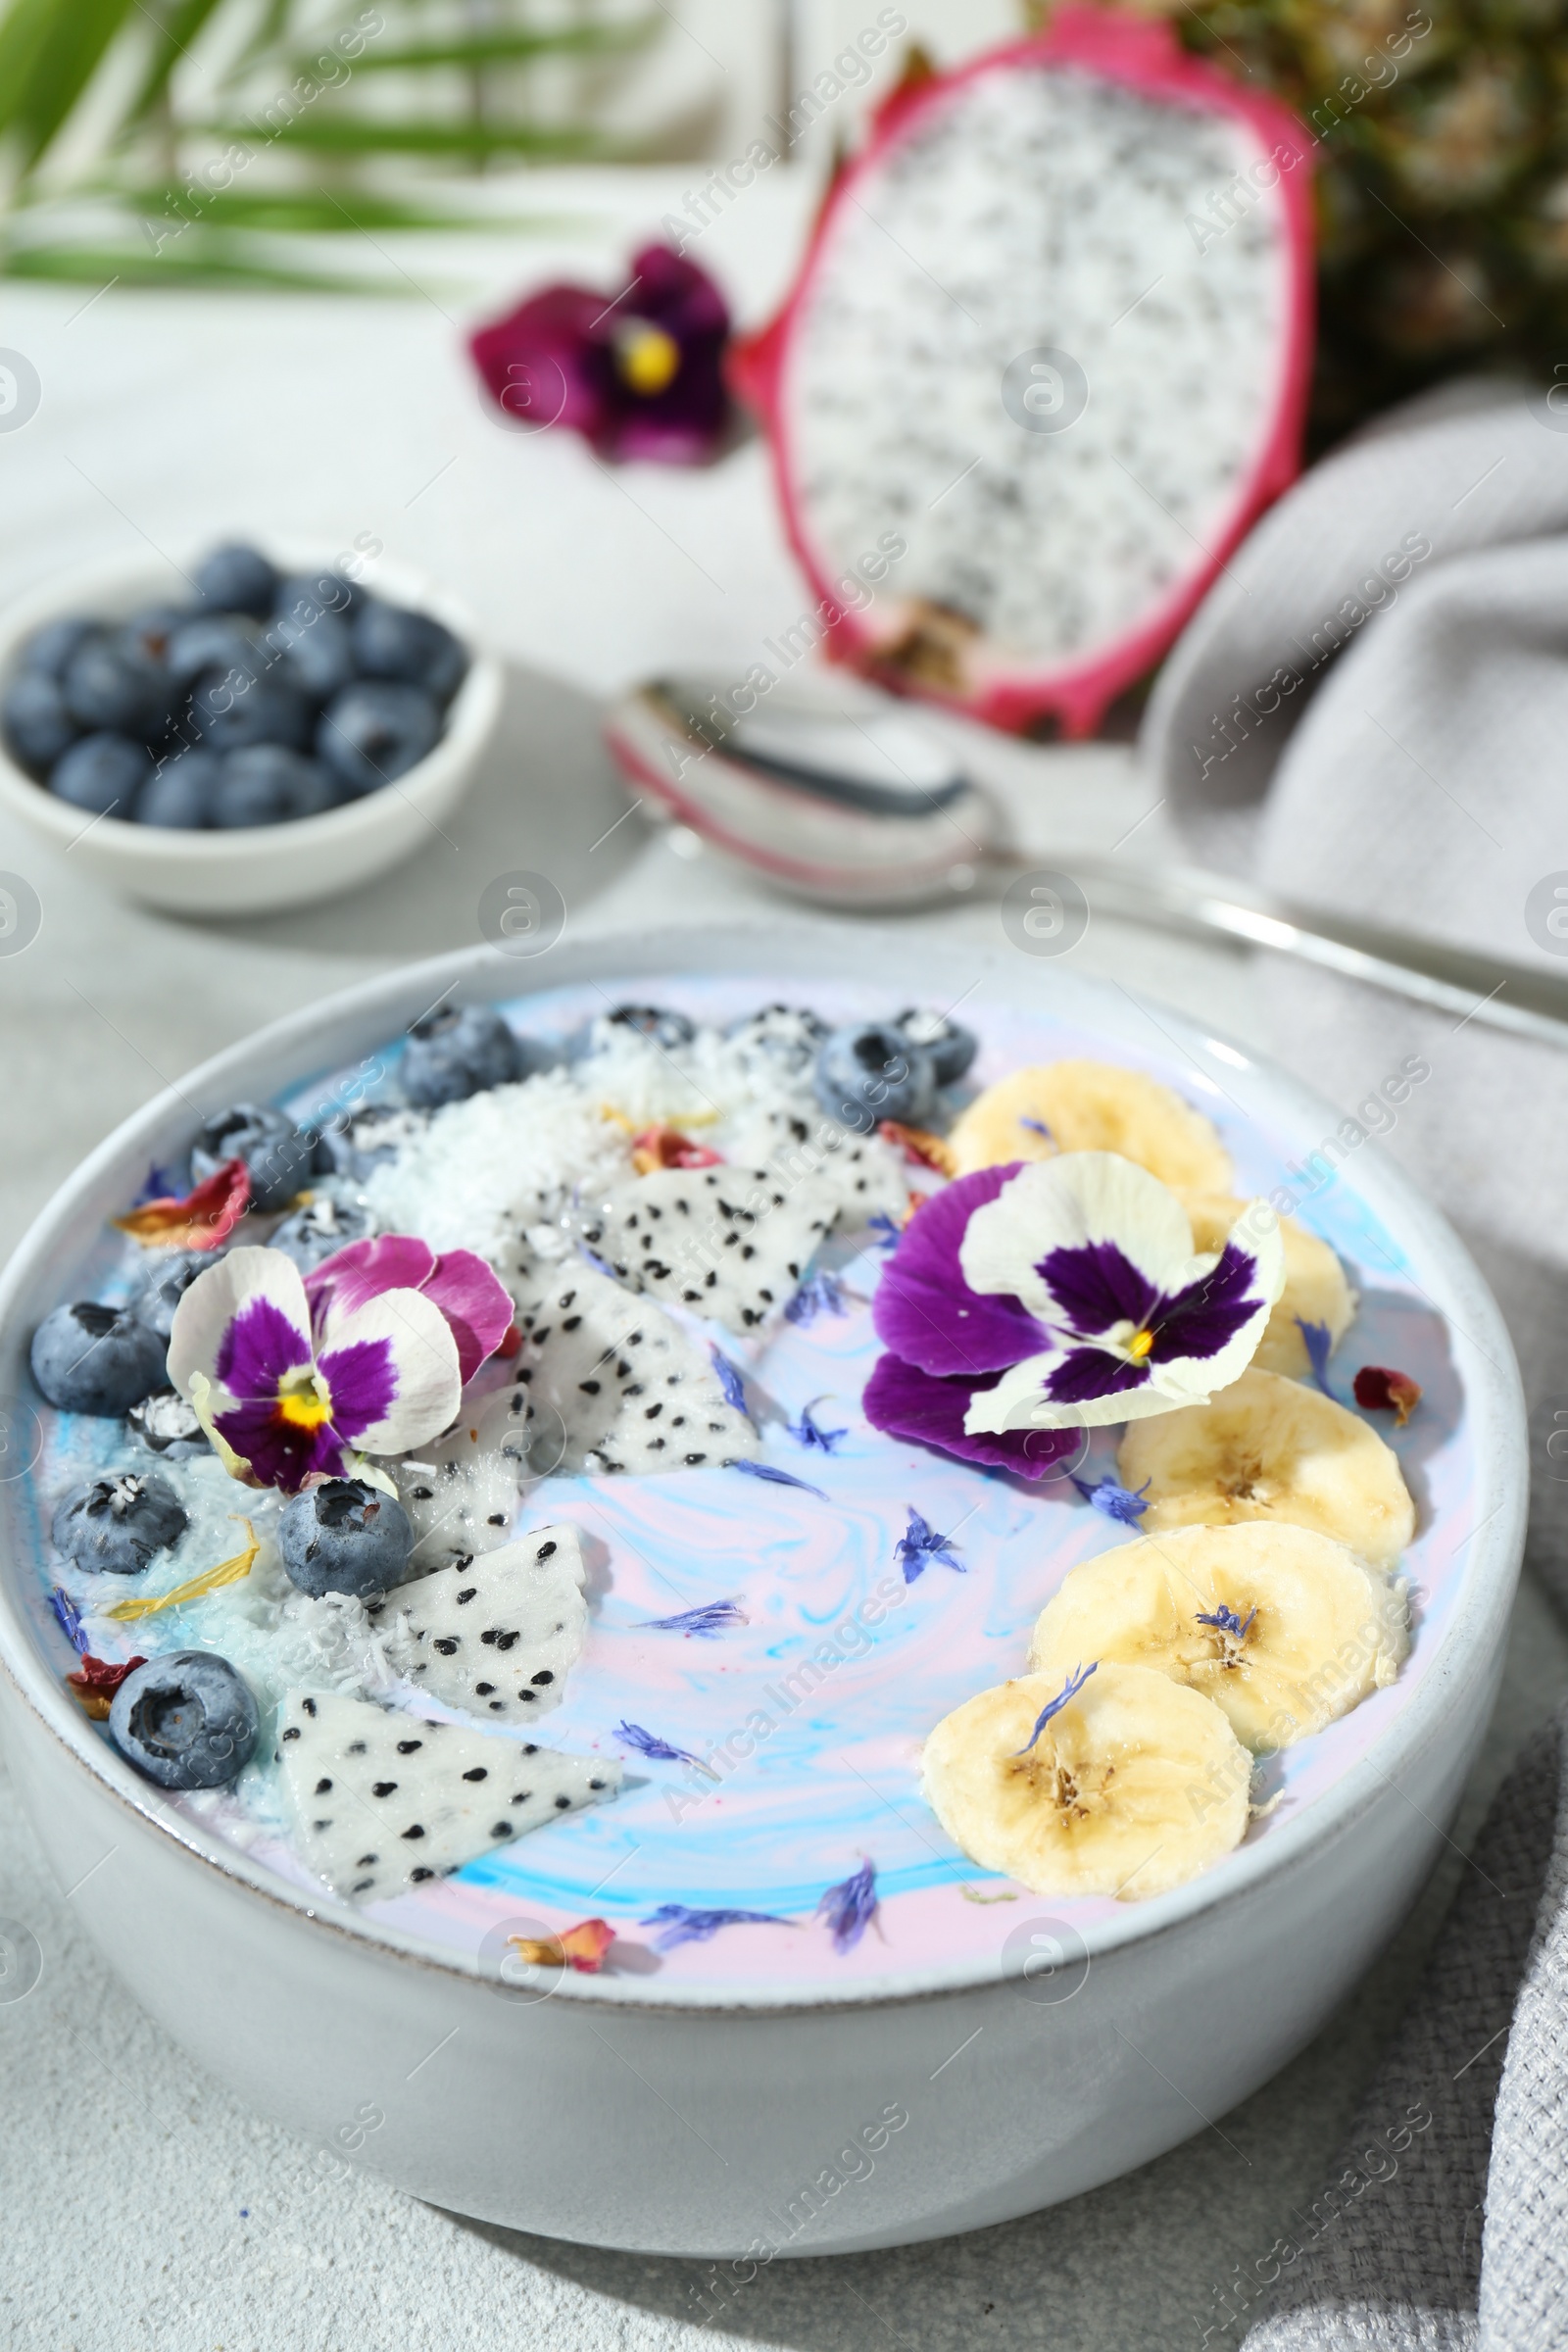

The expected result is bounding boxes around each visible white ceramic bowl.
[0,546,503,914]
[0,924,1525,2258]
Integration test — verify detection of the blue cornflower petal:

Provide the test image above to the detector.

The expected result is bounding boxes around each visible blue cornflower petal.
[1195,1603,1257,1643]
[578,1244,619,1283]
[785,1271,849,1327]
[866,1212,903,1253]
[50,1587,88,1654]
[638,1598,748,1638]
[613,1720,715,1777]
[1014,1661,1098,1754]
[1071,1474,1152,1527]
[640,1903,787,1952]
[709,1346,750,1414]
[1019,1116,1052,1138]
[816,1859,878,1954]
[895,1506,964,1584]
[1296,1317,1335,1396]
[728,1459,827,1500]
[787,1398,848,1453]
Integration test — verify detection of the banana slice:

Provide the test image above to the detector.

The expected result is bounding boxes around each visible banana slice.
[922,1660,1250,1901]
[1028,1523,1407,1753]
[949,1059,1232,1192]
[1184,1195,1356,1379]
[1117,1366,1415,1566]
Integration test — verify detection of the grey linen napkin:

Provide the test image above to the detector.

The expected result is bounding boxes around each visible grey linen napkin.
[1137,383,1568,2350]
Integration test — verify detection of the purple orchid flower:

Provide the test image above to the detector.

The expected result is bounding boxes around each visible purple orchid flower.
[863,1154,1284,1473]
[640,1904,787,1952]
[469,241,732,466]
[166,1243,485,1494]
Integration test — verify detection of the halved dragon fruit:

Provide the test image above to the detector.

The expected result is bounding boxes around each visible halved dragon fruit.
[371,1524,587,1725]
[571,1164,837,1334]
[510,1257,759,1476]
[275,1689,619,1903]
[730,9,1313,737]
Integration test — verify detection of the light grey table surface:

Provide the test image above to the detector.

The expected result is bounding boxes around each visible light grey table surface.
[1,245,1562,2351]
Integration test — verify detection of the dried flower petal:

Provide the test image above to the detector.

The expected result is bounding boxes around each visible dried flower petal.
[104,1518,260,1622]
[614,1720,716,1778]
[727,1459,827,1499]
[632,1125,723,1174]
[896,1506,964,1585]
[1295,1317,1336,1397]
[508,1917,617,1974]
[1353,1364,1423,1425]
[114,1157,250,1251]
[787,1399,848,1453]
[50,1587,88,1655]
[638,1598,748,1637]
[1071,1473,1152,1526]
[67,1652,147,1716]
[817,1859,879,1953]
[878,1120,957,1176]
[639,1903,787,1951]
[1014,1661,1098,1754]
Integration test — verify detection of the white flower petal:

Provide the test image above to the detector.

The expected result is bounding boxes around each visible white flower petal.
[959,1152,1196,1324]
[168,1245,313,1403]
[318,1285,461,1455]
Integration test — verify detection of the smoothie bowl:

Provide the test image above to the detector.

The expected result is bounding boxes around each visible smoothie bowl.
[0,925,1524,2257]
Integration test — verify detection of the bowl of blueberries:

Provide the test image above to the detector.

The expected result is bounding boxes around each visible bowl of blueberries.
[0,538,503,914]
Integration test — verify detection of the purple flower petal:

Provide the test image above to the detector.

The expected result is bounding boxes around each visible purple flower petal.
[50,1587,88,1654]
[1148,1242,1265,1364]
[816,1860,878,1954]
[614,1719,710,1772]
[638,1599,748,1637]
[312,1289,462,1454]
[873,1166,1047,1377]
[1044,1346,1151,1405]
[1015,1662,1098,1754]
[1033,1238,1160,1337]
[861,1351,1078,1479]
[215,1292,312,1399]
[212,1395,348,1493]
[421,1249,514,1386]
[1071,1474,1152,1526]
[314,1332,399,1444]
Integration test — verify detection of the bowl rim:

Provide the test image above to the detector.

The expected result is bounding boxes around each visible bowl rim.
[0,543,505,863]
[0,920,1527,2015]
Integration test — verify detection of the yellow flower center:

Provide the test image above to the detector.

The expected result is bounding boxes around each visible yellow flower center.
[274,1365,333,1431]
[614,319,680,397]
[1125,1327,1156,1362]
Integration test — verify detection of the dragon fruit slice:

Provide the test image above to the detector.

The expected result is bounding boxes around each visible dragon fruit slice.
[572,1164,836,1334]
[370,1524,587,1725]
[512,1257,759,1476]
[275,1690,619,1903]
[731,9,1313,737]
[720,1106,908,1230]
[394,1377,534,1570]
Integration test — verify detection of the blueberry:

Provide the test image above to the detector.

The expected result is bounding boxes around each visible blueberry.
[63,638,171,737]
[401,1005,524,1107]
[19,616,100,679]
[270,1191,376,1271]
[137,749,220,829]
[49,733,150,817]
[52,1470,188,1576]
[813,1021,936,1133]
[278,1477,413,1598]
[270,608,355,702]
[118,606,188,668]
[194,543,277,618]
[725,1003,827,1072]
[610,1004,697,1050]
[318,680,440,794]
[127,1386,209,1456]
[896,1006,978,1087]
[30,1301,168,1415]
[312,1102,428,1177]
[274,567,365,623]
[134,1249,223,1341]
[166,615,261,690]
[189,667,312,755]
[212,746,339,828]
[351,604,467,705]
[109,1650,258,1788]
[2,671,77,777]
[192,1103,314,1212]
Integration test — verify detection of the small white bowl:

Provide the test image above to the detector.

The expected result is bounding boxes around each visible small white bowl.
[0,545,503,914]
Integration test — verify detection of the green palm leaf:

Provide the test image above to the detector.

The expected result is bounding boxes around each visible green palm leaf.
[0,0,138,165]
[339,17,659,73]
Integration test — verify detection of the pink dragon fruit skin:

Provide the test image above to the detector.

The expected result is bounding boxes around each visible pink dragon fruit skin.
[731,9,1316,740]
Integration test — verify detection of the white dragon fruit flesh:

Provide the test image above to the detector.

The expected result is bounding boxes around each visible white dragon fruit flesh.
[731,8,1313,737]
[275,1689,619,1903]
[571,1163,836,1333]
[394,1380,534,1570]
[369,1523,588,1725]
[509,1257,759,1476]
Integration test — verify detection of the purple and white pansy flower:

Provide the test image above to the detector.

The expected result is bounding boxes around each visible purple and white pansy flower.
[864,1152,1284,1470]
[167,1239,513,1494]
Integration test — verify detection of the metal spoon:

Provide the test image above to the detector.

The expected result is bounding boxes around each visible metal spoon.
[605,674,1568,1050]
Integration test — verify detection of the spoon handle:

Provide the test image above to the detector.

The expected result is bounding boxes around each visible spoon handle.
[1044,856,1568,1049]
